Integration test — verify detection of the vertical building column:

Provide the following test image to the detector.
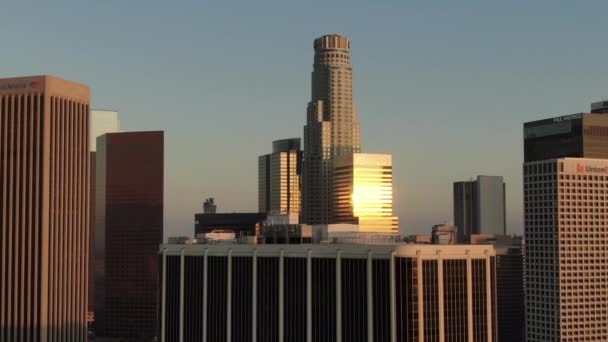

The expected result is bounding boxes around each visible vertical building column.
[307,249,312,342]
[367,250,374,342]
[336,250,342,342]
[227,249,233,342]
[202,248,209,342]
[279,249,285,342]
[466,251,474,342]
[417,252,424,342]
[390,252,396,342]
[485,253,493,342]
[252,249,257,342]
[161,249,167,342]
[179,248,185,342]
[437,251,445,342]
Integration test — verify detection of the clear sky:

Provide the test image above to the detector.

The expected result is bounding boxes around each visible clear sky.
[3,0,608,238]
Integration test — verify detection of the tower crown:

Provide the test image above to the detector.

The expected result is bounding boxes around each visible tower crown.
[314,34,350,51]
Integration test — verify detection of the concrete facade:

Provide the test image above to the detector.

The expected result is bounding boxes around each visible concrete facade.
[0,75,90,341]
[453,176,506,242]
[524,158,608,341]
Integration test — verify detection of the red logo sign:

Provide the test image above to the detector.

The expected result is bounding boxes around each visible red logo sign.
[30,81,40,89]
[577,164,585,173]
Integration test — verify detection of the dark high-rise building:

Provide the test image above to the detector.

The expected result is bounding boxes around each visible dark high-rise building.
[453,176,506,242]
[88,109,120,327]
[524,112,608,162]
[302,34,361,225]
[0,75,90,341]
[159,241,497,342]
[258,138,302,215]
[95,131,164,340]
[472,235,524,342]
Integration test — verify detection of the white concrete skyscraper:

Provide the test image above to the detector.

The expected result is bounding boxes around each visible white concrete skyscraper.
[302,34,361,224]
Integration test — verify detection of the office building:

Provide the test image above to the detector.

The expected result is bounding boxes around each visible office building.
[334,153,398,233]
[159,240,497,342]
[259,138,302,215]
[95,131,164,340]
[431,224,456,245]
[88,109,120,326]
[471,235,524,342]
[194,213,267,237]
[524,112,608,162]
[302,34,361,225]
[203,197,217,214]
[591,100,608,114]
[524,157,608,341]
[0,75,90,341]
[453,176,506,242]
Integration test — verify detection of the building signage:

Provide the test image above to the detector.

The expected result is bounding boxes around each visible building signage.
[577,163,608,173]
[553,113,582,123]
[0,81,41,91]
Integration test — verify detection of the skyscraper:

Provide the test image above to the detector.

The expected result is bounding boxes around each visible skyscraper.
[0,75,90,341]
[453,175,506,242]
[95,131,164,340]
[302,34,361,224]
[259,138,302,215]
[334,153,398,233]
[88,109,120,326]
[524,111,608,341]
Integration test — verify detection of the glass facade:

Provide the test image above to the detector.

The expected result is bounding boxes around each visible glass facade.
[259,139,302,215]
[524,113,608,162]
[334,153,398,233]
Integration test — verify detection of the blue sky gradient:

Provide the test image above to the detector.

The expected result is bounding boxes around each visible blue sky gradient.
[3,0,608,237]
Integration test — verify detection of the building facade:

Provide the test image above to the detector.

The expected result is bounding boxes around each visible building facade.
[453,176,506,242]
[591,100,608,114]
[259,138,302,216]
[88,109,120,326]
[524,112,608,162]
[302,34,361,225]
[194,213,267,237]
[0,75,90,341]
[95,131,164,340]
[159,242,497,342]
[334,153,398,233]
[524,158,608,341]
[471,235,525,342]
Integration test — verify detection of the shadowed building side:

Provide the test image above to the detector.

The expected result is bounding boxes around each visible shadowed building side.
[96,131,163,341]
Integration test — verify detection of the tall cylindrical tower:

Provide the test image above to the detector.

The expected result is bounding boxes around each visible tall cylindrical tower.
[302,34,361,224]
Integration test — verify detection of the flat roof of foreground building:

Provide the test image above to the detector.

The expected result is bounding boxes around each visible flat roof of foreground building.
[160,242,496,259]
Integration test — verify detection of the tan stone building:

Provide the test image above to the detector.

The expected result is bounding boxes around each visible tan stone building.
[302,34,361,224]
[0,75,90,341]
[524,157,608,341]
